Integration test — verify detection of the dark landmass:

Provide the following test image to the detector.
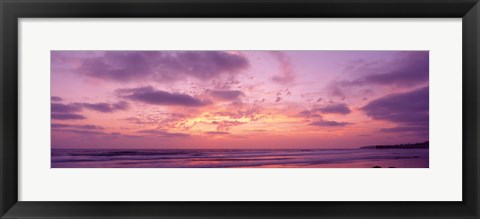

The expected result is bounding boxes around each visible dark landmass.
[360,141,429,150]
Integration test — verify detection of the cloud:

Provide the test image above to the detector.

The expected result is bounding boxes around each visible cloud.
[379,126,428,133]
[327,84,346,99]
[81,101,129,113]
[54,51,249,82]
[270,52,295,84]
[212,107,265,122]
[125,113,187,127]
[51,103,82,113]
[118,86,209,107]
[52,113,86,120]
[52,126,140,138]
[298,103,350,119]
[316,103,351,115]
[343,52,428,87]
[51,123,104,130]
[52,101,129,115]
[211,120,245,132]
[137,129,190,137]
[327,52,429,99]
[309,120,351,127]
[210,90,244,101]
[53,129,106,135]
[275,97,282,102]
[206,131,230,135]
[350,51,429,86]
[51,96,63,102]
[360,86,429,126]
[298,110,323,118]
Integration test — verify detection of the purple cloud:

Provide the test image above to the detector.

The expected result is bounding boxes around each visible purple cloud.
[51,103,82,113]
[327,84,346,99]
[379,126,428,133]
[361,86,429,126]
[212,108,264,122]
[137,129,190,138]
[344,52,428,87]
[298,103,350,119]
[309,120,351,127]
[81,101,129,113]
[298,110,323,118]
[327,52,429,99]
[54,51,249,82]
[211,120,245,131]
[51,123,104,130]
[51,96,63,102]
[270,52,295,84]
[125,113,187,126]
[316,103,351,115]
[118,86,208,107]
[210,90,244,100]
[53,129,105,135]
[206,131,230,135]
[52,127,140,138]
[52,101,129,114]
[52,113,86,120]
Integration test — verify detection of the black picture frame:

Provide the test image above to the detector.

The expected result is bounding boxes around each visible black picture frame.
[1,0,479,218]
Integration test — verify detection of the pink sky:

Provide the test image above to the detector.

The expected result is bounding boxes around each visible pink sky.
[51,51,428,149]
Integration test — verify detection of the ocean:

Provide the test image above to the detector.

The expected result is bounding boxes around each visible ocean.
[51,148,429,168]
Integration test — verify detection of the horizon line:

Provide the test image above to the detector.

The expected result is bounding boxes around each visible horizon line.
[52,141,429,151]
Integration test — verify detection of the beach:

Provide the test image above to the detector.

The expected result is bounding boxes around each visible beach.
[51,148,429,168]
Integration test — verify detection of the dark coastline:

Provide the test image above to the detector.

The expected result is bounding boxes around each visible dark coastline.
[359,141,429,150]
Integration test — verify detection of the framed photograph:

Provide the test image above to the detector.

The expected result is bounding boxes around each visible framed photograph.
[1,0,479,218]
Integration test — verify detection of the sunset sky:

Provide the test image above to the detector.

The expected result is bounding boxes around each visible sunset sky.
[51,51,429,149]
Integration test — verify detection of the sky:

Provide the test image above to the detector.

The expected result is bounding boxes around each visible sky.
[51,51,429,149]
